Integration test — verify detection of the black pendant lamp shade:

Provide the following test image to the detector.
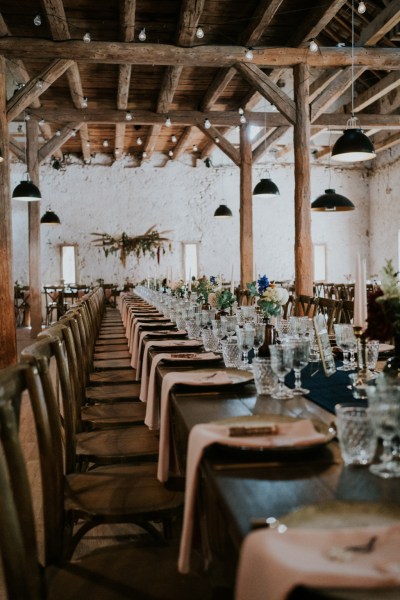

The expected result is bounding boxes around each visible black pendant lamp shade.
[311,189,355,212]
[40,210,61,225]
[253,177,280,197]
[214,204,232,218]
[331,127,376,163]
[12,173,41,201]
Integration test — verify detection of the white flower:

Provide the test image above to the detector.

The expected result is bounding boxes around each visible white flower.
[261,286,288,306]
[208,292,217,307]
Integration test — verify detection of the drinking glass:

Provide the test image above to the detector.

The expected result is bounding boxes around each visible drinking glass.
[252,358,277,395]
[334,324,357,371]
[268,344,294,400]
[288,316,309,338]
[335,404,377,465]
[223,316,238,339]
[368,400,400,479]
[201,328,220,352]
[221,339,241,368]
[212,321,225,349]
[186,318,202,340]
[275,317,289,342]
[252,323,265,358]
[235,326,255,370]
[286,338,310,395]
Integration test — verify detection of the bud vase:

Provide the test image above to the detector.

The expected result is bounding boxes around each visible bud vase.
[257,316,277,358]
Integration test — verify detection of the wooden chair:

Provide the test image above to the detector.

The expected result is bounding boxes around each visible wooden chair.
[293,295,318,317]
[21,336,160,468]
[337,299,354,324]
[314,297,342,334]
[0,364,212,600]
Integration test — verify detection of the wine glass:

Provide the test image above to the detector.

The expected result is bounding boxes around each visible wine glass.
[368,400,400,479]
[334,324,357,371]
[235,326,255,370]
[288,316,309,338]
[268,344,294,399]
[252,322,265,358]
[285,338,310,395]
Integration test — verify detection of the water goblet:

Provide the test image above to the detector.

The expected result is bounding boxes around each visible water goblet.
[334,324,356,371]
[252,323,265,359]
[186,318,202,340]
[212,321,225,349]
[223,316,238,340]
[288,316,309,338]
[285,338,310,395]
[268,344,294,400]
[235,326,255,370]
[368,399,400,479]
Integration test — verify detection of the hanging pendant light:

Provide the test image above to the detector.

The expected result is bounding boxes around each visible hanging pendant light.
[331,0,375,163]
[253,177,280,198]
[40,209,61,225]
[12,172,41,201]
[214,204,232,218]
[311,189,355,212]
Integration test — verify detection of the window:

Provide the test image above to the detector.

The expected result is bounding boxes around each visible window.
[182,243,199,281]
[61,245,77,284]
[313,244,327,281]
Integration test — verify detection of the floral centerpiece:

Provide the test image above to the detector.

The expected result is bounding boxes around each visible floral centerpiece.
[170,280,187,298]
[192,276,216,305]
[247,275,289,319]
[365,260,400,342]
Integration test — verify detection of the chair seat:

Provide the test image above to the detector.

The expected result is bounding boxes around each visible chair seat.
[76,426,159,462]
[66,464,182,516]
[85,383,141,402]
[47,542,213,600]
[93,358,132,370]
[95,338,128,346]
[89,370,137,384]
[81,402,146,427]
[94,350,131,360]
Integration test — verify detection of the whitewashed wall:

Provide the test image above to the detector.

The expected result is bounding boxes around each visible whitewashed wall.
[368,145,400,278]
[11,154,370,287]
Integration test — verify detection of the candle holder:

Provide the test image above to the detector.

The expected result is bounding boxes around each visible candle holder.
[353,326,375,389]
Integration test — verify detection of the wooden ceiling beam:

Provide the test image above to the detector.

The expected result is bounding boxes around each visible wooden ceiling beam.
[6,59,74,122]
[200,67,237,112]
[177,0,206,46]
[311,66,366,121]
[173,127,196,159]
[200,127,230,160]
[38,122,82,162]
[374,131,400,153]
[290,0,348,47]
[309,69,344,103]
[347,70,400,113]
[115,1,136,158]
[235,63,296,124]
[239,0,285,46]
[0,40,399,69]
[197,124,241,166]
[24,108,400,129]
[252,126,290,163]
[358,1,400,46]
[9,137,25,162]
[79,123,91,162]
[275,127,326,159]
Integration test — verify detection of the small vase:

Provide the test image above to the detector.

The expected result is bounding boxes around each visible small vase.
[383,334,400,379]
[257,317,277,358]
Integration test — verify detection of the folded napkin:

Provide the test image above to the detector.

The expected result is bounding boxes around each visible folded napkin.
[156,371,232,483]
[126,312,165,343]
[139,340,204,401]
[131,328,186,369]
[178,419,326,574]
[235,524,400,600]
[129,319,174,358]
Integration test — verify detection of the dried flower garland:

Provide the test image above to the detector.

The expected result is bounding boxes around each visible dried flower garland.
[91,226,172,267]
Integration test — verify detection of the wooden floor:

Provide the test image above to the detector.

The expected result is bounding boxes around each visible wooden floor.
[0,328,225,599]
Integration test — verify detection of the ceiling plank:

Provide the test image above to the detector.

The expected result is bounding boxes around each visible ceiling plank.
[120,0,136,41]
[1,39,399,69]
[235,63,296,124]
[197,124,241,166]
[358,1,400,46]
[9,137,25,162]
[309,69,344,103]
[239,0,285,46]
[115,1,136,158]
[252,126,290,163]
[143,124,162,156]
[38,122,82,162]
[201,67,237,111]
[374,131,400,153]
[311,66,366,121]
[6,59,74,122]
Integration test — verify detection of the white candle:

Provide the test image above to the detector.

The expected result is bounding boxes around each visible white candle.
[188,268,192,292]
[354,254,367,330]
[230,265,235,294]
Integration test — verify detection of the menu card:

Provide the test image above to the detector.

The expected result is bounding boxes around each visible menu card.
[313,317,336,377]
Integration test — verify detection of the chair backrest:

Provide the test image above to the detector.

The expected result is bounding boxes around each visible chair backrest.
[293,295,317,317]
[337,299,354,324]
[315,297,342,334]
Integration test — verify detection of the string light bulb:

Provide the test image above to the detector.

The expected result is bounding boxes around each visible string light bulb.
[196,26,204,39]
[70,129,76,136]
[55,129,61,137]
[165,116,172,127]
[125,111,133,121]
[137,137,142,145]
[81,97,88,108]
[36,80,44,90]
[24,113,30,121]
[193,145,198,152]
[204,118,211,129]
[138,28,146,41]
[83,32,91,43]
[102,139,109,147]
[215,137,220,144]
[33,14,42,26]
[309,39,319,53]
[168,150,174,157]
[240,113,246,124]
[358,1,366,13]
[142,151,148,158]
[39,118,45,126]
[245,48,254,60]
[171,135,177,143]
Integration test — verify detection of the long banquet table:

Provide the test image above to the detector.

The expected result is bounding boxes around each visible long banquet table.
[123,292,400,597]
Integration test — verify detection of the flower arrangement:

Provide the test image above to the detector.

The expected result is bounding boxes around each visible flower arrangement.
[215,288,235,310]
[192,276,216,304]
[170,280,187,297]
[247,275,289,318]
[365,260,400,342]
[91,226,172,267]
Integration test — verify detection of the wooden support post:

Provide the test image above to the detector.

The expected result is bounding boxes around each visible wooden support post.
[0,56,17,367]
[27,120,42,337]
[293,63,313,297]
[239,123,254,287]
